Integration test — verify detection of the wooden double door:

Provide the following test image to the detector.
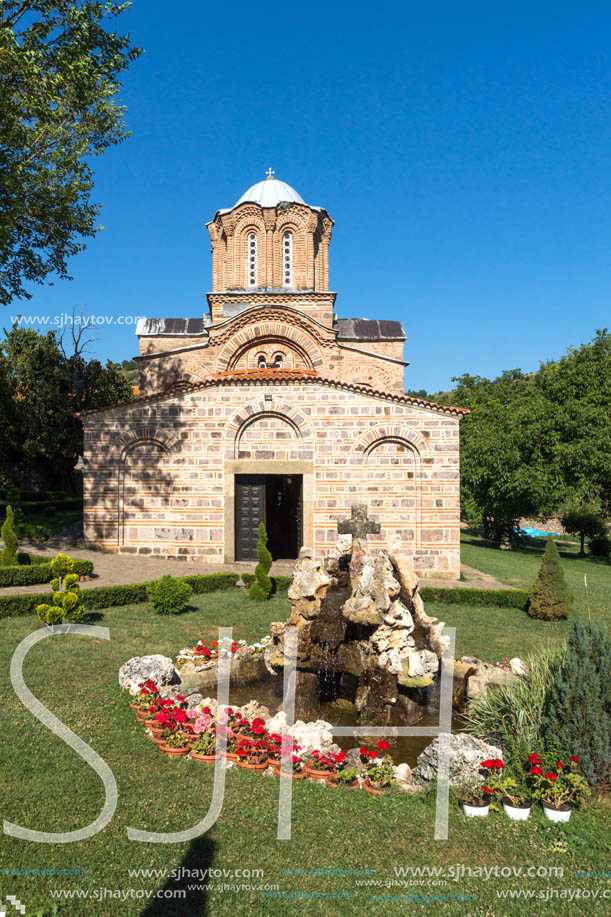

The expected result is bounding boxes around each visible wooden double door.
[235,474,303,561]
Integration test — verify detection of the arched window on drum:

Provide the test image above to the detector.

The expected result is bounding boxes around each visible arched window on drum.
[282,232,292,287]
[247,232,257,287]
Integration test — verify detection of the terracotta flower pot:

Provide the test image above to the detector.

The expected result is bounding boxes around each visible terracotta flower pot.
[273,764,307,780]
[190,753,218,763]
[364,779,391,796]
[151,735,167,746]
[305,764,335,780]
[238,760,268,772]
[144,719,158,729]
[129,703,142,712]
[222,751,240,762]
[267,756,280,768]
[161,744,191,757]
[328,777,360,790]
[542,801,572,823]
[135,709,149,721]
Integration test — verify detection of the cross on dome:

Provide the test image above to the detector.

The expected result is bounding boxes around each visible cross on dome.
[265,167,275,180]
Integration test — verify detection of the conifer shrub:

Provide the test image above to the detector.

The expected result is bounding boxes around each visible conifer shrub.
[36,554,84,625]
[146,574,192,615]
[1,506,19,566]
[249,523,273,601]
[527,537,572,620]
[541,617,611,785]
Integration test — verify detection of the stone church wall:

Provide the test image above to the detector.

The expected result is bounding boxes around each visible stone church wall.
[82,380,461,578]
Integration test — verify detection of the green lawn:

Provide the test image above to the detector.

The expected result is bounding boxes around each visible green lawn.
[431,532,611,662]
[1,592,610,916]
[20,508,82,537]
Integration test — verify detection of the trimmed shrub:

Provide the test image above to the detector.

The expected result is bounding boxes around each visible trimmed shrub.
[36,557,84,625]
[146,575,193,615]
[0,571,240,619]
[527,537,572,620]
[1,506,19,566]
[16,523,51,541]
[541,617,611,785]
[419,586,529,609]
[0,557,93,587]
[249,523,273,601]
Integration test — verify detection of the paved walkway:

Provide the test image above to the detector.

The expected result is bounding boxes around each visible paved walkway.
[2,533,513,595]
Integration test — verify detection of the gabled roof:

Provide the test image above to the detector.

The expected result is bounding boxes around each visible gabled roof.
[77,370,468,418]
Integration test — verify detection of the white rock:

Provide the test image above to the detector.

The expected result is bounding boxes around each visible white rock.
[510,657,527,675]
[118,654,178,696]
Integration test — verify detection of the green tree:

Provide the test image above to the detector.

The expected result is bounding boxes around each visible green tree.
[0,505,18,565]
[528,537,573,621]
[541,617,611,785]
[0,1,142,305]
[561,503,607,555]
[0,324,133,487]
[442,330,611,541]
[249,522,273,601]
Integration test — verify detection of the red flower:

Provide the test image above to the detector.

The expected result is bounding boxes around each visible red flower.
[482,785,494,795]
[202,707,211,715]
[556,761,566,769]
[172,709,188,724]
[367,750,379,760]
[527,753,541,764]
[312,750,320,759]
[569,756,580,763]
[377,740,391,752]
[359,747,369,756]
[211,641,218,647]
[530,766,543,776]
[544,772,557,782]
[482,758,503,769]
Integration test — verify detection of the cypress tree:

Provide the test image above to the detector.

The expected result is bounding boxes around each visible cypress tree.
[0,505,19,566]
[528,537,572,620]
[249,522,273,601]
[541,617,611,785]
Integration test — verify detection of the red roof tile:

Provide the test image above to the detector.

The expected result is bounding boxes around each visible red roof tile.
[77,368,468,417]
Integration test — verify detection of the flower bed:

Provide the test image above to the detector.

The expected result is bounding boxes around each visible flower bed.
[127,680,398,794]
[175,635,272,670]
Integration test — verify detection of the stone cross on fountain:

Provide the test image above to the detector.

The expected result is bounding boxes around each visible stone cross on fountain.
[338,503,380,553]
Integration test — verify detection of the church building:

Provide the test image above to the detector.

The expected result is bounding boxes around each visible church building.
[80,172,467,577]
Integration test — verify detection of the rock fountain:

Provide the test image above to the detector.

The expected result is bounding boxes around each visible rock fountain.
[265,504,449,726]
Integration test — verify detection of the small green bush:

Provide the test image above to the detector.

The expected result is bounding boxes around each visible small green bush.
[249,523,273,601]
[1,506,19,566]
[146,574,193,615]
[540,617,611,785]
[16,522,51,541]
[0,557,92,588]
[528,537,572,620]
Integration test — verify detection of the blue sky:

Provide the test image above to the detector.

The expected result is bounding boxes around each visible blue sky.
[8,1,611,393]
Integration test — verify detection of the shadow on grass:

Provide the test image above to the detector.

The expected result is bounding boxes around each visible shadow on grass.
[81,612,105,624]
[141,834,215,916]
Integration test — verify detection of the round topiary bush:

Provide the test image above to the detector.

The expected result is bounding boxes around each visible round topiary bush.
[146,575,192,615]
[249,523,272,601]
[588,534,610,558]
[528,537,572,620]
